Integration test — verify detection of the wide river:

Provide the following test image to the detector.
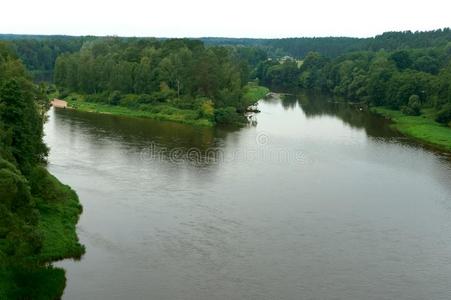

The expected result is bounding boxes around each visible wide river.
[45,94,451,300]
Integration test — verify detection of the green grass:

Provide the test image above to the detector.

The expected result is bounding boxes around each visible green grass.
[65,94,213,127]
[242,85,270,106]
[34,172,85,263]
[0,168,84,299]
[372,107,451,152]
[58,85,270,127]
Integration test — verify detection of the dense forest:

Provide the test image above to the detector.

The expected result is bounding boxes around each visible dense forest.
[3,28,450,81]
[256,35,451,127]
[0,42,84,298]
[204,29,451,57]
[0,35,87,81]
[52,38,268,124]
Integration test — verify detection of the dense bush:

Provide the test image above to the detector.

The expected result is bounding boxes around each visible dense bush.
[401,95,421,116]
[214,107,243,124]
[436,103,451,125]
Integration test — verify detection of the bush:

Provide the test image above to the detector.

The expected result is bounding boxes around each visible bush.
[108,91,122,106]
[214,107,243,125]
[170,97,196,110]
[139,104,161,113]
[198,99,215,120]
[57,89,69,99]
[436,103,451,126]
[119,94,139,108]
[85,92,108,103]
[137,94,154,104]
[401,95,421,116]
[29,166,65,202]
[0,159,42,264]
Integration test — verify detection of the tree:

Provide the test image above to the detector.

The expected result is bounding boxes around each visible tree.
[0,79,47,174]
[390,50,412,70]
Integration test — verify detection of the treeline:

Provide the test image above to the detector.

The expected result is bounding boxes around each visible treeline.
[0,42,83,298]
[3,28,450,82]
[0,35,87,81]
[204,28,451,58]
[0,41,47,266]
[54,38,264,123]
[257,43,451,125]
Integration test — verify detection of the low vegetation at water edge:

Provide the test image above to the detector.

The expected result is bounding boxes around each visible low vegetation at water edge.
[0,42,84,299]
[372,107,451,151]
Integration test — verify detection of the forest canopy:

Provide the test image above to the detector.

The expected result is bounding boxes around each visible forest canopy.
[52,38,264,124]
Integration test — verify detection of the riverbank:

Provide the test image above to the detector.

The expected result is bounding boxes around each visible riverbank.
[371,107,451,152]
[0,168,84,299]
[65,95,214,127]
[56,85,269,127]
[34,170,85,263]
[242,85,270,106]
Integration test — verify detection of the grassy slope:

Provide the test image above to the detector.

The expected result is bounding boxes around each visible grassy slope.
[372,107,451,152]
[242,85,270,106]
[35,172,85,263]
[60,85,269,127]
[0,170,84,300]
[66,94,213,127]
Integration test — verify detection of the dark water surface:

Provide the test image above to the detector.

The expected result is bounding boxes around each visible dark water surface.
[45,94,451,300]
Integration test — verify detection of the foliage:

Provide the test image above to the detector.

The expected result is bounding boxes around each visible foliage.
[0,159,42,266]
[199,99,215,120]
[400,95,421,116]
[0,35,87,81]
[214,107,245,125]
[250,29,451,150]
[0,266,66,300]
[372,107,451,151]
[52,38,264,124]
[0,41,84,299]
[435,103,451,125]
[256,59,301,90]
[242,85,269,106]
[54,38,246,108]
[66,93,215,127]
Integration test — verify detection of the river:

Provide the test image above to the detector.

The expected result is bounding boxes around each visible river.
[44,93,451,300]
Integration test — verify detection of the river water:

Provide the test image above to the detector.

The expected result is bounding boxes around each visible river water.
[45,94,451,300]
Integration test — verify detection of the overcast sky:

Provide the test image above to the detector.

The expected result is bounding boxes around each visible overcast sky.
[1,0,450,38]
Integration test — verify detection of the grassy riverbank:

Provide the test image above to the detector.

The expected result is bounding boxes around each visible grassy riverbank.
[372,107,451,152]
[242,85,270,106]
[57,85,269,127]
[65,94,214,127]
[33,170,85,263]
[0,168,84,300]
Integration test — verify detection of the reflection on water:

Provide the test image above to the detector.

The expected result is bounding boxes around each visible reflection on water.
[46,93,451,300]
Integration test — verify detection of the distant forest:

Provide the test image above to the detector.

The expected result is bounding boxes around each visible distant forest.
[2,28,451,81]
[1,28,451,125]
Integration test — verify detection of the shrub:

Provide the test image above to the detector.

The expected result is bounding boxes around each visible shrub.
[170,97,196,110]
[0,159,42,263]
[137,94,154,104]
[85,92,108,103]
[214,107,243,125]
[401,95,421,116]
[119,94,139,108]
[108,91,122,106]
[436,103,451,126]
[198,99,214,120]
